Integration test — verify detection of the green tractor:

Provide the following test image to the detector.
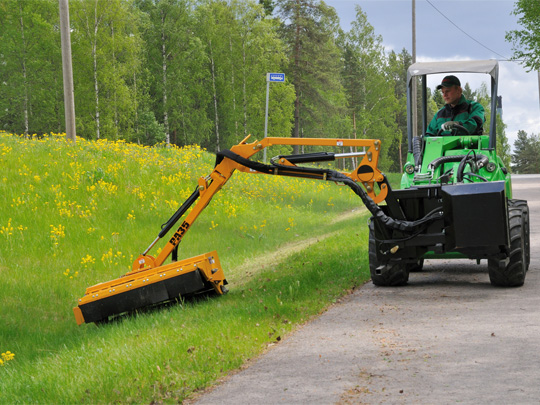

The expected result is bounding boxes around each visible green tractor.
[369,60,530,287]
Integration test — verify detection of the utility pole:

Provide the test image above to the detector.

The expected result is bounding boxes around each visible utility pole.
[412,0,417,138]
[59,0,76,142]
[263,73,285,162]
[538,69,540,110]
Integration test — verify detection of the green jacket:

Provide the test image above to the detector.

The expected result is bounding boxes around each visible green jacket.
[426,95,485,136]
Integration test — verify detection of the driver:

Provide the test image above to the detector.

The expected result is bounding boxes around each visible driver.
[426,75,485,136]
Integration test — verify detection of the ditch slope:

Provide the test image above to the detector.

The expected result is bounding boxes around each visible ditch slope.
[192,175,540,404]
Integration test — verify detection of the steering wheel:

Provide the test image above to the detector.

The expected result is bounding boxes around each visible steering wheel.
[436,122,470,136]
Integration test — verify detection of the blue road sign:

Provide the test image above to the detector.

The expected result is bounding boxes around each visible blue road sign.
[267,73,285,82]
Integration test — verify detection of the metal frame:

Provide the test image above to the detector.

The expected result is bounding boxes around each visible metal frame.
[406,60,499,152]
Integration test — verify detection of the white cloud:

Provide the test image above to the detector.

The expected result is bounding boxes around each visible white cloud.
[498,62,540,146]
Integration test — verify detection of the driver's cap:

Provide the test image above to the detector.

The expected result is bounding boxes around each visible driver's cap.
[437,75,461,90]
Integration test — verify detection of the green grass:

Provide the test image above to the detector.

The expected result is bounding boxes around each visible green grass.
[0,132,373,403]
[384,171,403,189]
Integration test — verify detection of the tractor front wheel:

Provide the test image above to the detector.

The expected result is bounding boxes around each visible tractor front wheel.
[488,204,527,287]
[368,220,409,286]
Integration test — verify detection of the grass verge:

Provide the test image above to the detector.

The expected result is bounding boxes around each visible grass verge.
[2,212,370,403]
[0,132,372,403]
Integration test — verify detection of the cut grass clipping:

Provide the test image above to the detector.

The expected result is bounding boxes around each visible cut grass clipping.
[0,132,371,403]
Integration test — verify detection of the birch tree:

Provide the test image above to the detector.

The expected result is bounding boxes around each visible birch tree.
[339,6,399,169]
[72,0,141,140]
[0,0,62,135]
[136,0,211,146]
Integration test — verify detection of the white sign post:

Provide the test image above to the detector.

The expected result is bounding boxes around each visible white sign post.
[264,73,285,162]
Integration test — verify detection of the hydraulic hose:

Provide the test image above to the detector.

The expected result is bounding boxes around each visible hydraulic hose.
[456,152,489,183]
[412,136,423,170]
[216,149,443,233]
[159,188,200,238]
[428,154,487,171]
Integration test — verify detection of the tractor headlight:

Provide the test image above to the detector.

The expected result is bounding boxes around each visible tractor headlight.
[486,162,496,172]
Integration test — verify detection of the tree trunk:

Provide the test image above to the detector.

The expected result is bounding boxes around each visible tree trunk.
[230,37,238,142]
[134,71,138,136]
[18,2,29,136]
[350,111,357,169]
[399,141,403,173]
[92,0,100,139]
[161,10,170,144]
[209,39,220,152]
[181,102,187,145]
[111,22,119,140]
[292,0,301,154]
[293,91,300,154]
[242,38,247,137]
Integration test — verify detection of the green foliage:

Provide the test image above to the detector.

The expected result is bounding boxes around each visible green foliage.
[278,0,349,153]
[0,0,63,135]
[496,115,511,169]
[339,6,399,171]
[506,0,540,71]
[259,0,275,15]
[462,82,474,100]
[71,0,143,140]
[0,0,513,169]
[386,49,411,172]
[431,88,444,110]
[137,110,167,145]
[470,82,511,168]
[511,130,540,173]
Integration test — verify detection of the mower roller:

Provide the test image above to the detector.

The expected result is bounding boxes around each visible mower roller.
[74,59,530,325]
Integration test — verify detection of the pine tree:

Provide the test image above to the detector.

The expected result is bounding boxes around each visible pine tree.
[512,130,540,173]
[278,0,347,153]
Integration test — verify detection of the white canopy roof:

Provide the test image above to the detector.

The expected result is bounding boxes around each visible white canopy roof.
[407,60,499,84]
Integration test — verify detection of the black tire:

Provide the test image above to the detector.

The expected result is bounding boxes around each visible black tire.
[509,199,530,271]
[368,220,409,286]
[407,259,424,272]
[488,205,527,287]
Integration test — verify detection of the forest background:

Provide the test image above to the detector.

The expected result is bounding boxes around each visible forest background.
[1,0,538,172]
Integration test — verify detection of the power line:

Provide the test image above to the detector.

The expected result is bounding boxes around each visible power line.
[425,0,510,60]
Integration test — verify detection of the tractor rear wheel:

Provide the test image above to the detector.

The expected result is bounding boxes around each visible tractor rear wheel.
[488,204,527,287]
[368,220,409,286]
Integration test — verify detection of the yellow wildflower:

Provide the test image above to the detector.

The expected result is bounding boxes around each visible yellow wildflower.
[1,351,15,366]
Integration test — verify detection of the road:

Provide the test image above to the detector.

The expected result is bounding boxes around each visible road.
[194,175,540,404]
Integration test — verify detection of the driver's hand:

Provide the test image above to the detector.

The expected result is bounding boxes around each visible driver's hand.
[441,121,458,131]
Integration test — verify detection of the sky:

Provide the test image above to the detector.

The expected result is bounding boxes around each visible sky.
[326,0,540,149]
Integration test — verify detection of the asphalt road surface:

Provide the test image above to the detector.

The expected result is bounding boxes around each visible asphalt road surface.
[194,175,540,404]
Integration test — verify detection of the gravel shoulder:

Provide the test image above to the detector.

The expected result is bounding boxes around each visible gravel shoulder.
[193,175,540,404]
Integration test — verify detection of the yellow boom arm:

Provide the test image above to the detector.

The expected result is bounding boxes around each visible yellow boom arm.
[73,136,387,325]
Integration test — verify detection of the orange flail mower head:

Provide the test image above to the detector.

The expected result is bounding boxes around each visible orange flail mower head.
[73,251,227,325]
